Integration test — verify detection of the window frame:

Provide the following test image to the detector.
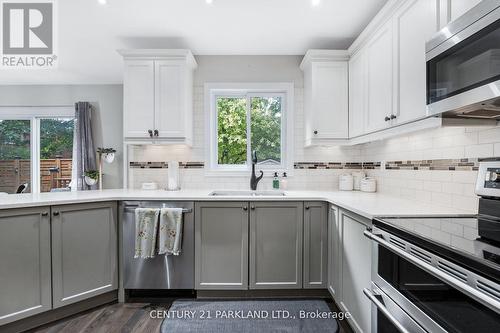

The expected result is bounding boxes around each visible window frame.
[205,83,294,176]
[0,106,75,193]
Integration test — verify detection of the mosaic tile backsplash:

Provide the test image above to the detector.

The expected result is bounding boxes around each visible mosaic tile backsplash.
[130,158,493,171]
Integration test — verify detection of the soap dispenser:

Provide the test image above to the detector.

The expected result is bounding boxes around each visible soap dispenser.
[273,172,280,189]
[280,172,288,190]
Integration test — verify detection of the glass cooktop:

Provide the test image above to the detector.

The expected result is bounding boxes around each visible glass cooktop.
[374,216,500,282]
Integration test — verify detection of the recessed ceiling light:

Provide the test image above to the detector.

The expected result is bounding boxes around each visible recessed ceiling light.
[98,0,107,5]
[206,0,213,4]
[312,0,321,6]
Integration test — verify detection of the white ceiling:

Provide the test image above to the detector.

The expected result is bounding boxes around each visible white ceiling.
[0,0,387,85]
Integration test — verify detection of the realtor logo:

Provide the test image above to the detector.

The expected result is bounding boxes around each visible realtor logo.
[1,0,57,68]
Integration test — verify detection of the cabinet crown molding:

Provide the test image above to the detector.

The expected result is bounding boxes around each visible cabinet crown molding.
[300,49,350,70]
[117,49,197,68]
[348,0,404,55]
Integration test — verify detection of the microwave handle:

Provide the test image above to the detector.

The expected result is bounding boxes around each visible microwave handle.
[363,288,410,333]
[364,229,500,314]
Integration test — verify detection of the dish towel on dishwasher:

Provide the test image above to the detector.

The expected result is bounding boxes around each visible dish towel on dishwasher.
[134,208,160,259]
[158,207,184,256]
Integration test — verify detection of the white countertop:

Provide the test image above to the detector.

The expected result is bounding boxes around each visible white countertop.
[0,189,476,219]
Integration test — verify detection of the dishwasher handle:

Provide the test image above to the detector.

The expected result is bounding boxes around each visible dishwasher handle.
[363,288,410,333]
[123,207,192,213]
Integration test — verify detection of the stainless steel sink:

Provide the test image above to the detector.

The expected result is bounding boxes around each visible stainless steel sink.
[209,190,286,197]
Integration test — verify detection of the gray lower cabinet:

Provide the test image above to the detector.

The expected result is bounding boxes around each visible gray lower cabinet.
[327,204,341,298]
[195,202,249,290]
[249,202,303,289]
[0,207,52,325]
[338,209,372,333]
[303,201,328,288]
[51,202,118,308]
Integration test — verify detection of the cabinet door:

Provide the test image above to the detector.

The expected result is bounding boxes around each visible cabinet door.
[327,205,341,298]
[366,22,394,133]
[51,202,118,308]
[339,210,372,333]
[250,202,303,289]
[155,60,186,138]
[449,0,482,22]
[195,202,249,290]
[310,62,349,139]
[0,207,51,325]
[349,50,367,137]
[303,202,328,289]
[394,0,439,124]
[123,60,155,138]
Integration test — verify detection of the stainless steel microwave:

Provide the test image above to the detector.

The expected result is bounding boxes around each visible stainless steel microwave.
[426,0,500,120]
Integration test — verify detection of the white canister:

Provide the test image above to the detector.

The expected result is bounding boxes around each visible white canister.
[352,171,366,191]
[360,177,377,193]
[339,174,354,191]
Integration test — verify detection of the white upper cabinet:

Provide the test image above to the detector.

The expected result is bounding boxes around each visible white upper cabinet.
[346,0,443,141]
[120,50,197,144]
[448,0,483,22]
[123,60,155,139]
[365,21,394,133]
[301,50,349,146]
[393,0,439,124]
[348,50,367,138]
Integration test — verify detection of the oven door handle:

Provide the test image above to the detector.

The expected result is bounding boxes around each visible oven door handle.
[363,288,411,333]
[364,229,500,315]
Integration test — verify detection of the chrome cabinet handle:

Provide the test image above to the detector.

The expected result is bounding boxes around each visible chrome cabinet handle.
[384,116,391,122]
[148,129,153,137]
[154,129,159,137]
[243,206,248,211]
[364,230,500,314]
[363,288,410,333]
[390,114,397,120]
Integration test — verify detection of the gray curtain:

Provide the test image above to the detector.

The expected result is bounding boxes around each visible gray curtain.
[73,102,97,190]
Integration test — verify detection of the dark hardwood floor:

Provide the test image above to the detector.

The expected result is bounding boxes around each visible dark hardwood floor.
[28,299,353,333]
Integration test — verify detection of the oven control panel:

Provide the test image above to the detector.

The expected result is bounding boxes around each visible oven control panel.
[485,168,500,188]
[476,162,500,197]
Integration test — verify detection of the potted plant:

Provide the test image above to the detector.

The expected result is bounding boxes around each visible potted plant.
[84,170,99,186]
[97,147,116,164]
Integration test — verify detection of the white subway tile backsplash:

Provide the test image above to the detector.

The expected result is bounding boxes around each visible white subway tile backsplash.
[464,143,494,158]
[423,181,442,192]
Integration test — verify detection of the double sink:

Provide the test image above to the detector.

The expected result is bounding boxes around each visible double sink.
[209,190,286,197]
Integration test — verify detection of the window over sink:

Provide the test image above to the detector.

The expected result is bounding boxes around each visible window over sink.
[205,83,294,175]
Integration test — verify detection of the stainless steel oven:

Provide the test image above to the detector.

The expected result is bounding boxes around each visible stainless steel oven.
[426,0,500,119]
[365,225,500,333]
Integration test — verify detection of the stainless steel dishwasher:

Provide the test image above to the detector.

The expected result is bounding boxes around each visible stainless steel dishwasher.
[121,201,194,289]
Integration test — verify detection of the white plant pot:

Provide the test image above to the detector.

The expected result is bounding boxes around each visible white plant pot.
[85,176,98,186]
[103,153,115,164]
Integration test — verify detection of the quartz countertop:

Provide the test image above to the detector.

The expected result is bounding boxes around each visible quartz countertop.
[0,189,477,219]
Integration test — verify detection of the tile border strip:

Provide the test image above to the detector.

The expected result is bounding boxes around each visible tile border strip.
[129,157,499,171]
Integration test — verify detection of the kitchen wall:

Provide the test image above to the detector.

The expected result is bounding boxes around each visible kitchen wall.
[128,55,362,191]
[128,55,500,208]
[361,125,500,212]
[0,85,123,189]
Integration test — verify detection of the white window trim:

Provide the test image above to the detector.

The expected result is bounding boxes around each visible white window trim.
[204,83,294,177]
[0,106,75,193]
